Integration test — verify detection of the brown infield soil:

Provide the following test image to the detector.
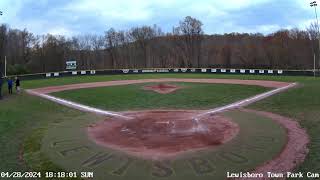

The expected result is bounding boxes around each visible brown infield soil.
[87,110,239,160]
[27,78,309,177]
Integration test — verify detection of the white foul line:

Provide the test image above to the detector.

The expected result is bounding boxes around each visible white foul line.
[26,82,297,120]
[194,83,297,119]
[26,90,130,119]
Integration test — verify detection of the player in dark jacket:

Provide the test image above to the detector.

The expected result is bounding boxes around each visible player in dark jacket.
[7,78,13,94]
[15,76,21,93]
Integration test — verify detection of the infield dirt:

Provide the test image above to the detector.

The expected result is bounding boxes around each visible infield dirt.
[87,110,239,160]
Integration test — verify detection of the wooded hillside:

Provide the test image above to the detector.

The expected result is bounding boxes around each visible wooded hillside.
[0,16,318,75]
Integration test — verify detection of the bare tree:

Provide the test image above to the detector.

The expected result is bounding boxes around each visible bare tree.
[105,28,120,68]
[174,16,203,67]
[0,21,317,74]
[129,26,158,68]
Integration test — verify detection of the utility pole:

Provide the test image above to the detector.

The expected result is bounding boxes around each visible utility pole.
[310,1,320,77]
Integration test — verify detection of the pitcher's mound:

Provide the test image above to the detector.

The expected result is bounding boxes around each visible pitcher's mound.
[87,110,239,160]
[143,83,181,94]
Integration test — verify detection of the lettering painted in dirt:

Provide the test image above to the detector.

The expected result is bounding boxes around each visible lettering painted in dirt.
[37,109,295,179]
[46,138,279,178]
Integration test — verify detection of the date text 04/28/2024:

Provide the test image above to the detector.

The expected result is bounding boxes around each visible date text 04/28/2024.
[0,171,93,178]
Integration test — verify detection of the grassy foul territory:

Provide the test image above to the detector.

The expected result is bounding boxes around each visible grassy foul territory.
[194,82,297,120]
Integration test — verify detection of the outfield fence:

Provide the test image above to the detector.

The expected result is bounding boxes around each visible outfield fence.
[4,68,320,80]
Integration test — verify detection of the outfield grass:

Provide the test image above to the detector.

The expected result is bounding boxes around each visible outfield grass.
[51,82,269,111]
[0,73,320,178]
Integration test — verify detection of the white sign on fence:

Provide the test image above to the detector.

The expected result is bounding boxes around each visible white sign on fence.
[240,69,246,73]
[230,69,236,73]
[122,69,130,73]
[268,70,274,74]
[278,70,283,74]
[90,70,96,74]
[142,69,155,73]
[201,69,207,73]
[181,68,188,72]
[46,73,51,77]
[250,70,255,74]
[66,61,77,70]
[221,69,227,73]
[156,69,170,73]
[211,69,217,73]
[81,71,86,75]
[72,71,77,75]
[259,70,265,74]
[53,72,59,77]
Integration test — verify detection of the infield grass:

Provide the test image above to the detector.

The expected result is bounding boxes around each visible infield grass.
[51,82,269,111]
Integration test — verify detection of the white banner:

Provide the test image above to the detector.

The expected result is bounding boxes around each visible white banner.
[122,69,130,73]
[156,69,170,73]
[181,68,188,72]
[141,69,155,73]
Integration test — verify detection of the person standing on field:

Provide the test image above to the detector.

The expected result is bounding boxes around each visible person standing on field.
[15,76,21,93]
[7,78,13,94]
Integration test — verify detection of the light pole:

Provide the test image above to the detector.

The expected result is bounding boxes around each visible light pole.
[310,1,320,77]
[0,10,4,78]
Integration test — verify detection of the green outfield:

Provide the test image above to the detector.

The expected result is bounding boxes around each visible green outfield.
[0,74,319,179]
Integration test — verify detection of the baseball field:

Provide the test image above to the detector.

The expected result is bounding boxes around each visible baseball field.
[0,73,319,179]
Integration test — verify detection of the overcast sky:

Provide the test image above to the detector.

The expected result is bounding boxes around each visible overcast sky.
[0,0,315,36]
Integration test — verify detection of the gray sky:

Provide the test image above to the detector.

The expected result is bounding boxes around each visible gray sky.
[0,0,315,36]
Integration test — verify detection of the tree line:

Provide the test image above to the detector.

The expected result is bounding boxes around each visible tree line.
[0,16,319,75]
